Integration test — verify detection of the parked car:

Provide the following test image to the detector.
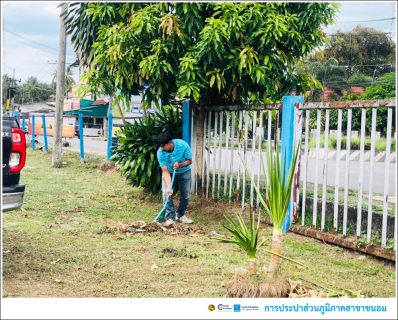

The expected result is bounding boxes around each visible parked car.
[2,116,27,212]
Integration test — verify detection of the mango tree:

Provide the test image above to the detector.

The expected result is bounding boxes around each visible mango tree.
[61,2,338,192]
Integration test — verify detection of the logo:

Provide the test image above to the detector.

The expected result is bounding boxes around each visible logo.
[217,304,233,312]
[234,304,241,312]
[208,304,215,311]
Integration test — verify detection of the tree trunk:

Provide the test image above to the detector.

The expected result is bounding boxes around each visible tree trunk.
[112,93,126,126]
[265,228,283,278]
[194,99,205,196]
[247,258,257,276]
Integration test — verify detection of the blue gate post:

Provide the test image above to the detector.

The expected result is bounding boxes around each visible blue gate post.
[107,113,113,161]
[31,115,36,150]
[182,100,191,146]
[42,115,48,152]
[79,113,84,162]
[281,95,304,233]
[22,114,26,132]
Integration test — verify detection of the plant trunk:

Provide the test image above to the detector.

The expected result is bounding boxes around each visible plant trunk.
[112,93,126,126]
[265,228,283,278]
[247,258,257,276]
[195,99,205,197]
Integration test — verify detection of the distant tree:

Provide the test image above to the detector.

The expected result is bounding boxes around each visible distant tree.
[303,57,347,101]
[324,26,396,78]
[2,74,11,104]
[360,72,396,100]
[52,65,76,95]
[347,73,373,86]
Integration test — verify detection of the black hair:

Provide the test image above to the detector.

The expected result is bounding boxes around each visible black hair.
[157,131,173,147]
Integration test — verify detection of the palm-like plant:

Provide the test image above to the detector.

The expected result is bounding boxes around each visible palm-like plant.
[216,208,265,275]
[52,66,76,95]
[240,142,299,278]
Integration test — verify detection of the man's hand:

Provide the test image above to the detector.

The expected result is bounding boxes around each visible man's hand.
[173,162,180,170]
[165,188,174,197]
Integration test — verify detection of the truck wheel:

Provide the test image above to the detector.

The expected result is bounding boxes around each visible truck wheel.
[63,142,70,147]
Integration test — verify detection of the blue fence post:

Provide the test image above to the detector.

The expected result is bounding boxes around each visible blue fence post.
[281,95,304,233]
[79,113,84,161]
[22,114,26,132]
[42,115,48,152]
[107,113,113,161]
[31,115,36,150]
[182,99,191,146]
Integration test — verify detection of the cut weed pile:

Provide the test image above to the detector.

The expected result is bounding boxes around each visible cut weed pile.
[2,148,396,298]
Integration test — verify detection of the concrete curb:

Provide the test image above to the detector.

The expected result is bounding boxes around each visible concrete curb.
[307,149,396,163]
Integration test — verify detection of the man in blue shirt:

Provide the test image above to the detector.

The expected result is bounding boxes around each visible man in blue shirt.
[157,131,194,226]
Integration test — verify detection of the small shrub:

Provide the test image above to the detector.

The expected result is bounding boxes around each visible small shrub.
[329,136,337,149]
[350,137,360,150]
[375,138,387,152]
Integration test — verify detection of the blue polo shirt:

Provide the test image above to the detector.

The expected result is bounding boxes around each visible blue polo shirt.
[157,139,192,173]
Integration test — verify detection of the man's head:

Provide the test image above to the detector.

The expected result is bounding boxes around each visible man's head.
[157,131,174,152]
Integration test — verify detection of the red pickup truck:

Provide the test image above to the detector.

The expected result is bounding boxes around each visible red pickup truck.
[2,116,26,212]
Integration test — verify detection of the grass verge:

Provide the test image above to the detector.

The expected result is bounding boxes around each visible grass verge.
[2,148,396,298]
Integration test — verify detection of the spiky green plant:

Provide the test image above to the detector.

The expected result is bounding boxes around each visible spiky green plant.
[239,143,299,278]
[111,105,182,195]
[215,208,266,275]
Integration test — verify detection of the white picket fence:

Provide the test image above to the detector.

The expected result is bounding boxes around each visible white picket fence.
[195,99,396,256]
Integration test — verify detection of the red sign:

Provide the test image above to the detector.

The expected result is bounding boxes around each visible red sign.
[71,100,80,109]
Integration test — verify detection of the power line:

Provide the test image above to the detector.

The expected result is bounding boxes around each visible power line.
[337,17,395,23]
[325,31,395,37]
[4,29,57,52]
[4,34,58,55]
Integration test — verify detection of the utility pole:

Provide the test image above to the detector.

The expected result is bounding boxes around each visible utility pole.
[52,3,67,167]
[5,73,20,115]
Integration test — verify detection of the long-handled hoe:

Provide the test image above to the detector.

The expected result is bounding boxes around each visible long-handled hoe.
[153,169,176,223]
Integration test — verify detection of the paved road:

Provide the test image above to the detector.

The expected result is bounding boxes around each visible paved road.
[36,135,107,154]
[202,148,395,196]
[36,136,396,195]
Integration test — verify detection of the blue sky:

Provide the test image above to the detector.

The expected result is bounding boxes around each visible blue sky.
[1,1,396,85]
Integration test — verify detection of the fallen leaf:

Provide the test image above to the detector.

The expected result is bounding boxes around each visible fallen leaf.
[73,266,82,271]
[183,279,188,282]
[190,233,200,237]
[220,282,225,287]
[295,265,306,270]
[179,289,184,295]
[54,279,64,284]
[50,259,62,264]
[93,263,98,268]
[199,289,204,292]
[150,264,159,270]
[143,285,148,289]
